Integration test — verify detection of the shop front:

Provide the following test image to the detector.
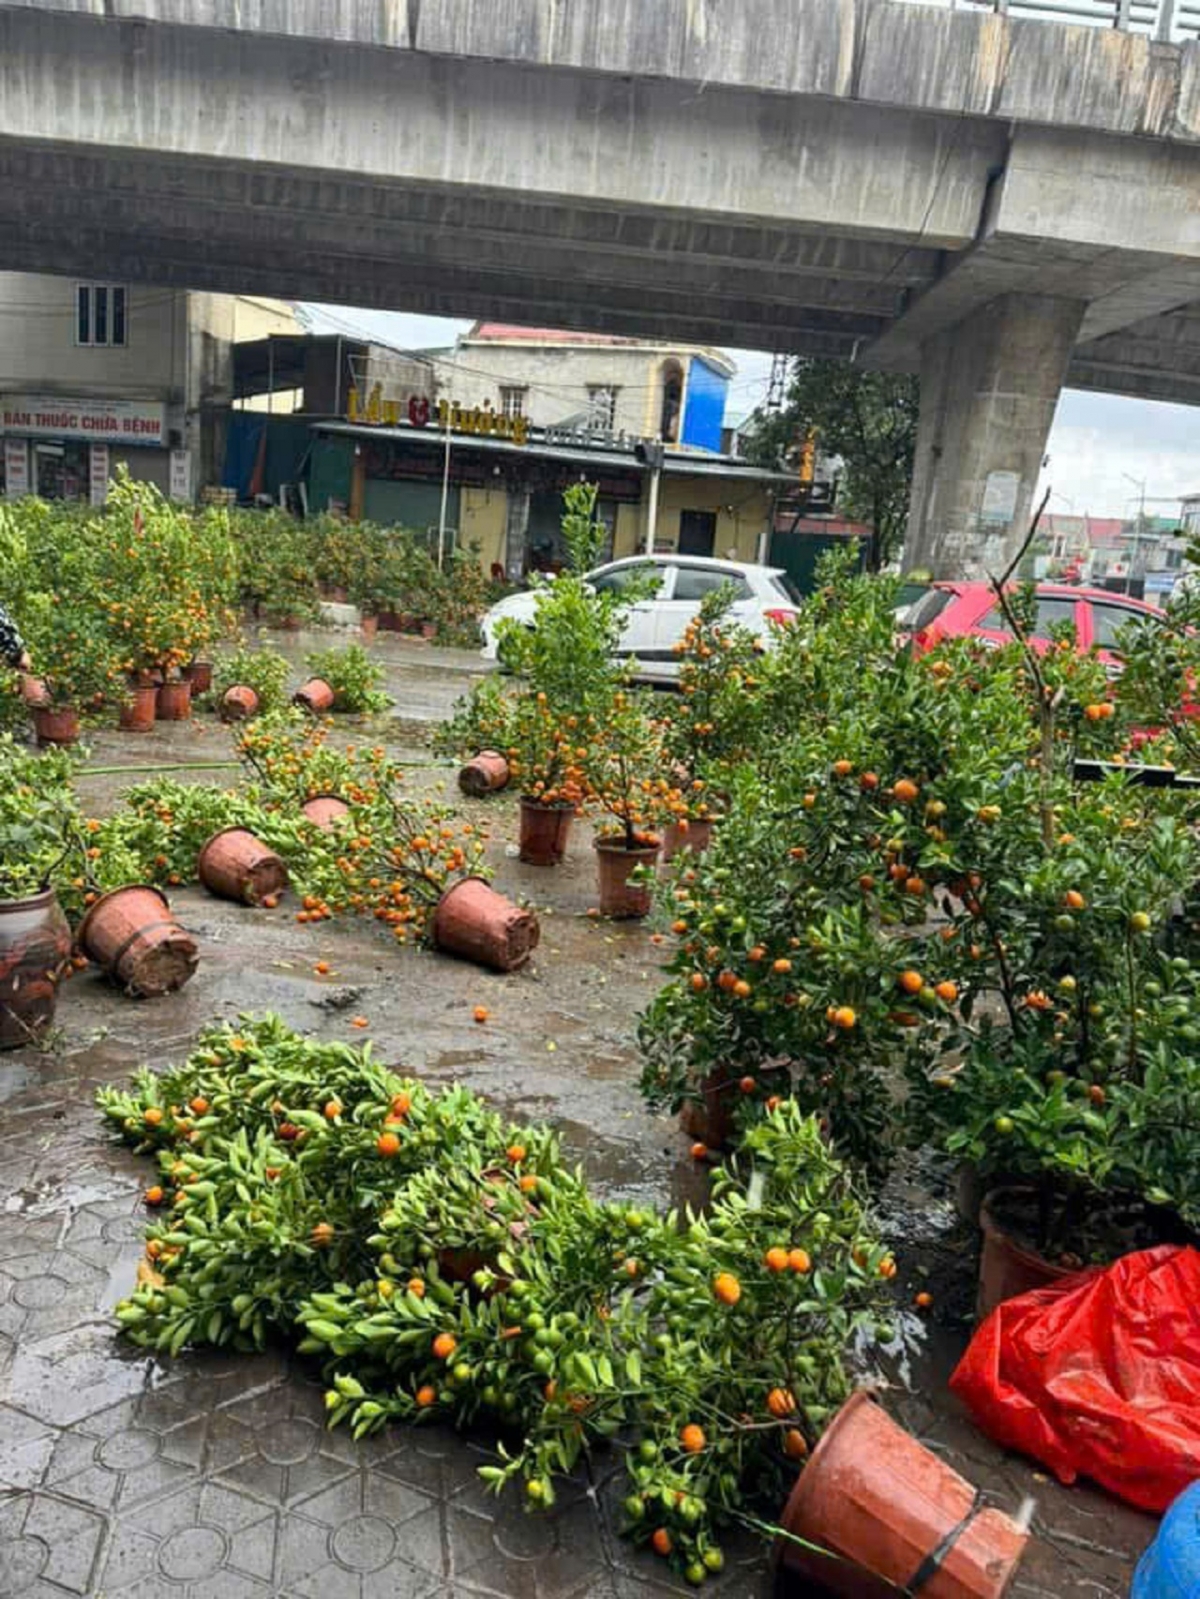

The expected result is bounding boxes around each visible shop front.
[312,421,645,578]
[303,418,791,579]
[0,393,179,503]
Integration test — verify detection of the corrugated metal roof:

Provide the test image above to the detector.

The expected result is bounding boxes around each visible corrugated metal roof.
[311,421,793,485]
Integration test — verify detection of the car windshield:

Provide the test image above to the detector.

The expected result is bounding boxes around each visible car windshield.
[894,582,931,617]
[902,587,954,632]
[978,596,1077,639]
[590,564,663,595]
[1091,602,1157,652]
[769,573,804,606]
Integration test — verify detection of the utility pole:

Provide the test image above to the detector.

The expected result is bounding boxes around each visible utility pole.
[437,406,452,571]
[636,440,665,555]
[765,353,789,413]
[1123,473,1147,594]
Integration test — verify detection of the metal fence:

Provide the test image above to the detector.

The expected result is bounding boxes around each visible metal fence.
[897,0,1200,41]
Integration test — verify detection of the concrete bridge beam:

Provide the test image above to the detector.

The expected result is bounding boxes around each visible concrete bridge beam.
[904,294,1086,579]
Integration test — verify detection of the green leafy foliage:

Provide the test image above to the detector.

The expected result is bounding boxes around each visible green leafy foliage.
[98,1017,893,1581]
[639,548,1200,1232]
[742,360,918,566]
[444,485,666,822]
[212,645,292,712]
[91,712,488,941]
[0,734,84,898]
[302,643,391,714]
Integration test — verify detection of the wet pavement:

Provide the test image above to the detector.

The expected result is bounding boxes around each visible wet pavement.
[0,650,1157,1598]
[246,623,492,726]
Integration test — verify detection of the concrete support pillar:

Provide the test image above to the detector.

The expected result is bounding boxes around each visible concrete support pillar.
[903,293,1085,579]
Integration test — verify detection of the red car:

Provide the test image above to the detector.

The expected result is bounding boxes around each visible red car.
[899,582,1166,673]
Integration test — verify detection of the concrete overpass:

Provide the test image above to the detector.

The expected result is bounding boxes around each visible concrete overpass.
[0,0,1199,573]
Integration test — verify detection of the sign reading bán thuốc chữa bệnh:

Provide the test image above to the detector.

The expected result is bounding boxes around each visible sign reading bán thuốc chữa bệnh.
[0,395,166,446]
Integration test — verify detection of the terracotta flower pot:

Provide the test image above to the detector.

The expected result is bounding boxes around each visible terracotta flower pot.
[0,888,72,1050]
[33,706,80,746]
[198,827,288,906]
[377,610,402,633]
[183,659,213,696]
[458,751,510,798]
[662,817,715,862]
[594,836,661,919]
[118,685,158,733]
[775,1390,1029,1599]
[518,798,574,866]
[76,885,198,998]
[359,614,378,642]
[155,679,192,721]
[19,673,50,707]
[421,621,437,640]
[977,1188,1076,1320]
[220,684,259,722]
[301,793,350,831]
[431,877,540,972]
[293,677,335,714]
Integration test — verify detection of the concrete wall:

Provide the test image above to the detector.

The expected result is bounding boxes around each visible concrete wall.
[905,293,1085,578]
[657,477,773,563]
[609,477,773,562]
[609,503,639,561]
[0,274,183,399]
[13,0,1198,144]
[0,4,1003,361]
[0,277,301,494]
[441,338,733,438]
[186,293,301,490]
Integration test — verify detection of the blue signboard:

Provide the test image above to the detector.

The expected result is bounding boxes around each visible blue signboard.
[681,357,728,452]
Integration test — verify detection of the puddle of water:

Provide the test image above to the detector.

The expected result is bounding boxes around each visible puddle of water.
[10,1323,172,1427]
[0,1059,36,1103]
[5,1170,135,1219]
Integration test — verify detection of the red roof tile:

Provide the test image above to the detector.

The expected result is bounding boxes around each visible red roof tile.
[468,323,641,345]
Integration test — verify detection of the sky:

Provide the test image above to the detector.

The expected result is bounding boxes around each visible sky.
[303,303,1200,520]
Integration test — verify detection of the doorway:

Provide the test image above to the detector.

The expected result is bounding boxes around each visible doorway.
[678,510,716,557]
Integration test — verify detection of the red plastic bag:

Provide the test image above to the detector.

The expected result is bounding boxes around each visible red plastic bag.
[950,1244,1200,1513]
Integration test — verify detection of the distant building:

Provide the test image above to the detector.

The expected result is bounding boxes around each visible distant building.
[1180,493,1200,538]
[439,324,736,453]
[230,326,810,580]
[0,273,299,503]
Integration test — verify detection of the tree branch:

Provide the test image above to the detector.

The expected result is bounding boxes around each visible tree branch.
[986,487,1059,847]
[995,487,1051,593]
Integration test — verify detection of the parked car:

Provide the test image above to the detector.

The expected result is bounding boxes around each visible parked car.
[897,582,1166,674]
[480,555,803,682]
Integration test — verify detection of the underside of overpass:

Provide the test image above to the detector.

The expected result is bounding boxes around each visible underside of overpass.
[0,0,1198,574]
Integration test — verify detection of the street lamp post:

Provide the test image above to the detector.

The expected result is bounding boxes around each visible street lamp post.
[1123,473,1147,593]
[437,406,452,572]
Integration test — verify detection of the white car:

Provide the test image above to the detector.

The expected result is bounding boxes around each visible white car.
[480,555,803,682]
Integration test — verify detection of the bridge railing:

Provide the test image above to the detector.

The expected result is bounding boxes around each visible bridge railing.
[897,0,1200,41]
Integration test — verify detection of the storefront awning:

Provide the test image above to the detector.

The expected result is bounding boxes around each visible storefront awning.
[310,420,793,487]
[313,420,640,476]
[661,455,795,486]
